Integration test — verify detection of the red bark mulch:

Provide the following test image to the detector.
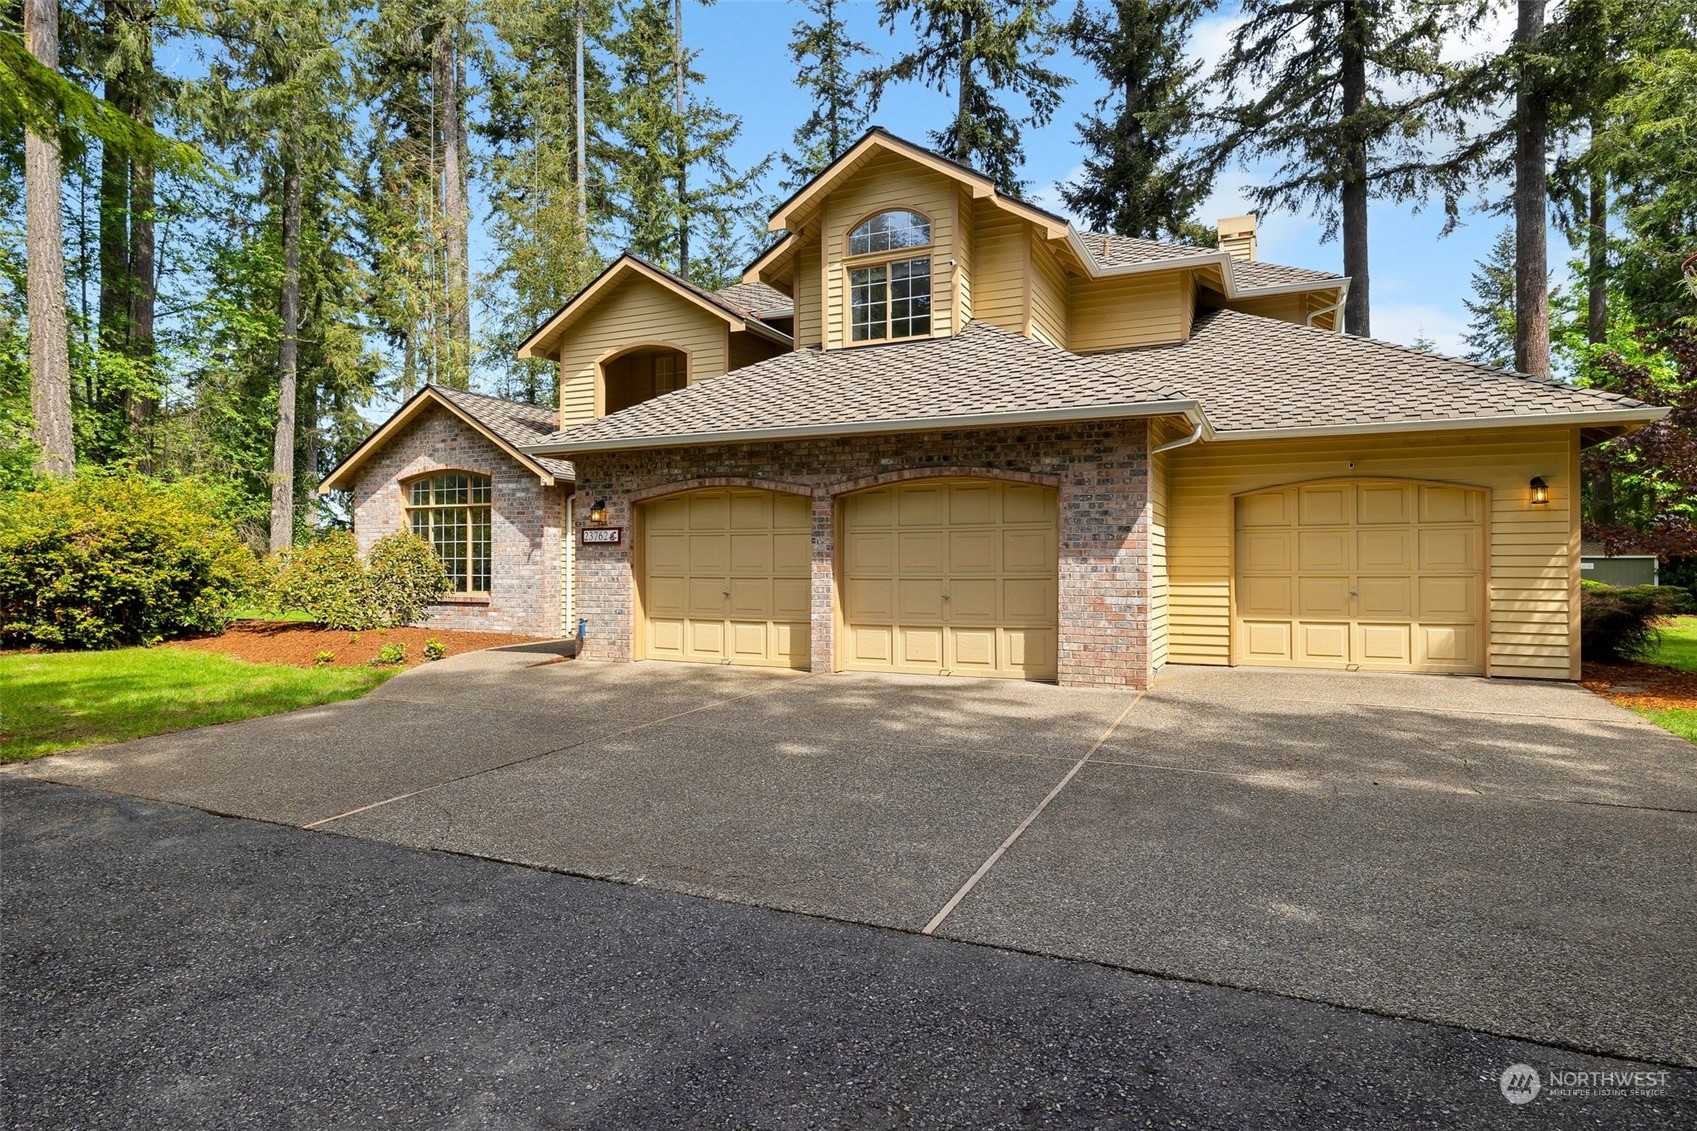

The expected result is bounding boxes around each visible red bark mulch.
[169,621,548,669]
[1581,660,1697,713]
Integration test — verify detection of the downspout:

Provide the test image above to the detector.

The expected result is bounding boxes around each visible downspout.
[1305,297,1345,329]
[1152,421,1204,455]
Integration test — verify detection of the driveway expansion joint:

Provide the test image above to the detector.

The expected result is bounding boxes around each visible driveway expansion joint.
[921,691,1145,936]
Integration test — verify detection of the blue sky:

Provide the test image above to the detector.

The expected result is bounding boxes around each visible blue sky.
[682,0,1561,357]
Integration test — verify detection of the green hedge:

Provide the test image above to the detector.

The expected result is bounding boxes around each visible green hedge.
[1580,580,1689,663]
[0,475,260,648]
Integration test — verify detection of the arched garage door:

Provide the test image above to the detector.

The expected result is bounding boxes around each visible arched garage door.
[641,488,810,669]
[841,479,1058,680]
[1234,480,1485,674]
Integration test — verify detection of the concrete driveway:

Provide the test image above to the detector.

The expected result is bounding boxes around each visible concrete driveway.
[12,648,1695,1068]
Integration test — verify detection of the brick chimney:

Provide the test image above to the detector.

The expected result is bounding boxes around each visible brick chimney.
[1216,214,1258,262]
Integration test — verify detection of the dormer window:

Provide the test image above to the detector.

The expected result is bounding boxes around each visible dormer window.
[847,210,932,343]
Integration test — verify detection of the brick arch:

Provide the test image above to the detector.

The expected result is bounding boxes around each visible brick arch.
[627,476,814,504]
[829,465,1062,498]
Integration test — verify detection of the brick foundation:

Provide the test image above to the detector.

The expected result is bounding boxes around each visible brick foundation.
[571,421,1153,687]
[347,405,568,638]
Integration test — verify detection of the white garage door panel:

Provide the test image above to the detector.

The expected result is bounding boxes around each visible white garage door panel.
[1234,481,1485,675]
[643,488,810,669]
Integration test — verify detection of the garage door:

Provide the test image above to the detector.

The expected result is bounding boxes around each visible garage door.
[1234,480,1485,673]
[642,488,810,669]
[841,479,1057,680]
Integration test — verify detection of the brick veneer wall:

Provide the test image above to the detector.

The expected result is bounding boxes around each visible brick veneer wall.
[570,420,1153,687]
[347,405,567,637]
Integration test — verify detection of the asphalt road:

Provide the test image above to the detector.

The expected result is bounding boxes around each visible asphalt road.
[4,777,1691,1130]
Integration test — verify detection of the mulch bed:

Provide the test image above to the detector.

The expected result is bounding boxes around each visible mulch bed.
[169,621,548,669]
[1582,660,1697,712]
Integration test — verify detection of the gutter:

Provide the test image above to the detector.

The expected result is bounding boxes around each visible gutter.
[1152,420,1205,454]
[1214,406,1668,443]
[523,399,1211,456]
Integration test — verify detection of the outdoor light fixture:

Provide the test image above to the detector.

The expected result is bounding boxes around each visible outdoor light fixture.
[1529,477,1549,506]
[588,499,608,524]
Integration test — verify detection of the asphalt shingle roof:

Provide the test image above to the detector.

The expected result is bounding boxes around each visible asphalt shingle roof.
[536,321,1189,448]
[431,386,575,478]
[1106,309,1652,434]
[532,311,1657,453]
[714,280,793,318]
[1077,230,1345,292]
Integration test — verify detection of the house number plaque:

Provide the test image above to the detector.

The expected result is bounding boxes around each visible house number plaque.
[580,527,623,545]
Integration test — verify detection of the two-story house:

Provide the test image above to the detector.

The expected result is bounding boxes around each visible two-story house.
[323,128,1665,688]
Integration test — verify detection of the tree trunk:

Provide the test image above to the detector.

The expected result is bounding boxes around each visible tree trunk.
[674,0,688,279]
[955,10,975,164]
[1339,0,1370,337]
[98,0,132,364]
[24,0,75,477]
[1586,147,1606,346]
[575,1,587,227]
[437,25,470,388]
[270,147,303,554]
[1513,0,1550,377]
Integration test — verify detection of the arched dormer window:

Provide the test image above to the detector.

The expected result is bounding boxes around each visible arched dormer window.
[407,471,492,594]
[846,210,932,342]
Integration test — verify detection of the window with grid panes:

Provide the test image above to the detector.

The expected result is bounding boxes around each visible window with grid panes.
[847,210,932,342]
[407,472,492,594]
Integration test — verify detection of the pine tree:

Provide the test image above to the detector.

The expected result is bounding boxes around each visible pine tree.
[1461,228,1517,371]
[1061,0,1218,241]
[22,0,75,475]
[1209,0,1473,337]
[874,0,1070,195]
[604,0,770,286]
[479,0,615,401]
[783,0,871,191]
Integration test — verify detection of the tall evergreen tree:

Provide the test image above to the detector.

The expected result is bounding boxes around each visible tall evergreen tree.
[1061,0,1218,241]
[22,0,74,475]
[1209,0,1474,337]
[1461,228,1517,370]
[783,0,871,191]
[604,0,769,286]
[479,0,615,401]
[874,0,1070,195]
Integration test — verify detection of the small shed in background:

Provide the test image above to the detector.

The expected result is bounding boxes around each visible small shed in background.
[1581,543,1660,587]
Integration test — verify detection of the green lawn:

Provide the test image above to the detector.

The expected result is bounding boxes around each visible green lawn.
[0,647,395,762]
[1645,615,1697,673]
[1626,616,1697,741]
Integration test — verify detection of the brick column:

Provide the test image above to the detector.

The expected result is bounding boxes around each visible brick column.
[809,491,835,673]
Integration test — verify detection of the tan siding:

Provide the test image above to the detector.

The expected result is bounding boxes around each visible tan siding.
[955,184,974,323]
[1225,292,1306,325]
[1027,239,1069,347]
[557,276,728,423]
[1165,427,1580,679]
[1148,419,1182,671]
[972,205,1027,333]
[823,153,958,349]
[728,330,785,373]
[1069,270,1191,352]
[795,235,823,348]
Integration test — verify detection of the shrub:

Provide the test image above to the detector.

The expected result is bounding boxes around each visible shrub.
[373,641,407,666]
[270,532,450,631]
[0,474,259,648]
[1581,582,1689,662]
[313,650,335,667]
[423,638,447,662]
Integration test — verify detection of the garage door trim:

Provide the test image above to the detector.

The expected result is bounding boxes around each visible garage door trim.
[1228,475,1491,675]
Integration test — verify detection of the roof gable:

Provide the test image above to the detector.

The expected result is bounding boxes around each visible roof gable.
[517,255,791,362]
[318,385,571,494]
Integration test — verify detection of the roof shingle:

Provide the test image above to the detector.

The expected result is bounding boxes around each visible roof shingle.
[431,386,574,478]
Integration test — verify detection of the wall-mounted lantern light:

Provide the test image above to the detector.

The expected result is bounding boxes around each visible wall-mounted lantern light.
[588,498,608,524]
[1529,477,1549,506]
